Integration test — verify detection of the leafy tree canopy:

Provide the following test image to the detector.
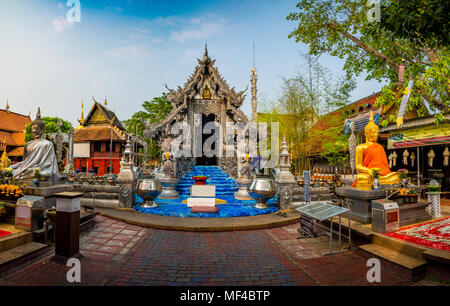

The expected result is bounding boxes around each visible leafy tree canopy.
[25,117,72,142]
[287,0,449,124]
[123,93,173,160]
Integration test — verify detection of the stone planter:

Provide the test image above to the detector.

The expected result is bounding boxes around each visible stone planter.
[248,176,276,209]
[158,177,180,199]
[192,176,209,185]
[136,178,162,208]
[234,177,253,200]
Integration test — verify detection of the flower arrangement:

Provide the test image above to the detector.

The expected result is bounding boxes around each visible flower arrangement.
[33,167,40,179]
[371,168,381,179]
[398,169,408,179]
[3,168,13,178]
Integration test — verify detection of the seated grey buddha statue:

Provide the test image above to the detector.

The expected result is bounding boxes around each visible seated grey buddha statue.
[8,108,59,184]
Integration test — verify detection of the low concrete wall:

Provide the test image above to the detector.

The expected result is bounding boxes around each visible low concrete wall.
[73,185,120,209]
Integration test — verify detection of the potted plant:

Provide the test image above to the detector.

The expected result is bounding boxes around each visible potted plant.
[192,175,209,185]
[3,168,12,184]
[33,168,40,187]
[398,169,409,188]
[371,168,381,190]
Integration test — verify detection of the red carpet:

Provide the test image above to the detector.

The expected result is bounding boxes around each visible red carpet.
[384,217,450,252]
[0,230,12,238]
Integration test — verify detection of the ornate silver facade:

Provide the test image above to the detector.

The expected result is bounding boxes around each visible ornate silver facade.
[144,46,248,179]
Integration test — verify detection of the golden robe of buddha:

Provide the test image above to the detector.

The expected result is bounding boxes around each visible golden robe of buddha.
[0,150,11,171]
[353,111,401,190]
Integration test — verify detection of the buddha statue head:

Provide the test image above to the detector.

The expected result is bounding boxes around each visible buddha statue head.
[30,107,46,140]
[364,111,379,143]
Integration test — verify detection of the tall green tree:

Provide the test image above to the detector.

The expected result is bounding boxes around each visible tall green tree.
[25,117,72,142]
[287,0,449,124]
[123,93,172,161]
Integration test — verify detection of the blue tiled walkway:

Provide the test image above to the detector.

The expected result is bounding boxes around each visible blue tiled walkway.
[134,166,278,218]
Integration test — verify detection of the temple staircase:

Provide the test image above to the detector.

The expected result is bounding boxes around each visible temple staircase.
[176,166,238,197]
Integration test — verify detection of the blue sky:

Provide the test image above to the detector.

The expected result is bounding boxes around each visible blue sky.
[0,0,384,126]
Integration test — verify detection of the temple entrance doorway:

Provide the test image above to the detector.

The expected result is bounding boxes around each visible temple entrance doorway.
[196,113,218,166]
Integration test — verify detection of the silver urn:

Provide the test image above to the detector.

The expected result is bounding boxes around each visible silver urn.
[248,176,276,209]
[136,178,162,208]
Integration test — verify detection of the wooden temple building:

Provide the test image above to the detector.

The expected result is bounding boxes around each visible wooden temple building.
[0,100,31,163]
[300,92,428,175]
[73,98,146,176]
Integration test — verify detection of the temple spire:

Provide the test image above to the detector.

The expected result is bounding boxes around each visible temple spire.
[251,43,258,122]
[78,100,85,129]
[104,96,108,106]
[5,98,9,112]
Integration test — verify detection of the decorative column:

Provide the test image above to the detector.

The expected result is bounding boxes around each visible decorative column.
[251,66,258,122]
[117,138,136,208]
[64,128,74,173]
[235,153,253,200]
[427,180,442,218]
[275,135,296,209]
[158,152,179,199]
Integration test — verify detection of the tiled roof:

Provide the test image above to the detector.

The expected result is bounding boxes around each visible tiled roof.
[0,130,15,146]
[0,109,31,132]
[10,132,26,146]
[82,101,126,131]
[74,125,126,142]
[302,92,381,155]
[8,147,24,157]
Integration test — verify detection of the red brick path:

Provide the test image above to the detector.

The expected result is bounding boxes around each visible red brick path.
[0,216,414,286]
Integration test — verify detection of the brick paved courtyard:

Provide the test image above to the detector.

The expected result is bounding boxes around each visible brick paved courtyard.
[0,215,434,286]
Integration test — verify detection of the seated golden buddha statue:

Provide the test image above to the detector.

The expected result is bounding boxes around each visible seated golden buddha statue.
[353,111,400,190]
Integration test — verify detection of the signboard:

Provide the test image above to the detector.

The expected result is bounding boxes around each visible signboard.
[74,142,90,158]
[187,198,216,207]
[303,171,311,203]
[388,123,450,149]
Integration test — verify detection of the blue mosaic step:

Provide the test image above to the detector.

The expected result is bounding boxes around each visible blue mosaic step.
[176,166,238,196]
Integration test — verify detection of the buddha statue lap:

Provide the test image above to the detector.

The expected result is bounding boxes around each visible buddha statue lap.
[7,108,59,184]
[353,111,400,190]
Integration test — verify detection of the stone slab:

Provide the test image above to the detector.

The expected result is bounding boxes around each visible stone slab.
[190,185,216,197]
[190,206,219,213]
[336,187,387,199]
[187,197,216,207]
[336,187,388,224]
[24,185,73,197]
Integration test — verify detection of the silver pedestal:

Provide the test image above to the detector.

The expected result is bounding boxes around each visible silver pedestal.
[234,177,253,200]
[248,176,276,209]
[158,177,180,199]
[136,178,162,209]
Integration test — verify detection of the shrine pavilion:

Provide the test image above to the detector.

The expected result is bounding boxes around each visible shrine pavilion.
[0,100,31,162]
[73,97,146,175]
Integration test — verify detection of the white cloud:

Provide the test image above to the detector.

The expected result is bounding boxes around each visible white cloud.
[170,20,228,43]
[105,45,152,60]
[52,16,74,33]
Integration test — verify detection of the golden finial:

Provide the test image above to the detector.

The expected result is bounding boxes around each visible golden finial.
[5,98,9,112]
[77,100,85,129]
[364,111,379,135]
[104,97,107,106]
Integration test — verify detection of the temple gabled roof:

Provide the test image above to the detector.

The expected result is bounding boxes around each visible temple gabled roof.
[145,46,248,140]
[80,97,126,131]
[0,109,31,133]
